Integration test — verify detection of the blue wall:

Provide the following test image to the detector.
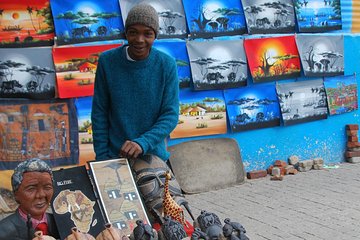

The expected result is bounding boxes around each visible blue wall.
[168,1,360,171]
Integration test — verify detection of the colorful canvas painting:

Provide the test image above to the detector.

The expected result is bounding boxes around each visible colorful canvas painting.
[296,34,344,77]
[50,0,124,45]
[0,47,56,99]
[0,98,79,170]
[224,84,280,132]
[241,0,296,34]
[119,0,187,39]
[182,0,247,38]
[153,40,192,88]
[352,0,360,32]
[244,35,301,83]
[52,43,121,98]
[187,39,248,90]
[170,88,227,139]
[276,79,328,126]
[0,0,54,48]
[75,96,95,166]
[324,74,358,115]
[294,0,342,33]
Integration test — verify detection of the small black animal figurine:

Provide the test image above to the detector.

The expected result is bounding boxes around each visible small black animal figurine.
[133,219,157,240]
[191,227,209,240]
[222,218,249,240]
[161,216,187,240]
[196,210,223,240]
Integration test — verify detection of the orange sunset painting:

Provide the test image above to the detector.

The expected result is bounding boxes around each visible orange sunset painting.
[0,0,54,47]
[244,35,301,83]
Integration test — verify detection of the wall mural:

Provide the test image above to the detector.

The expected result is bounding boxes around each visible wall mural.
[182,0,247,38]
[296,34,344,77]
[276,79,328,126]
[294,0,342,33]
[244,35,301,83]
[224,84,280,132]
[324,74,358,115]
[0,47,56,99]
[187,39,248,90]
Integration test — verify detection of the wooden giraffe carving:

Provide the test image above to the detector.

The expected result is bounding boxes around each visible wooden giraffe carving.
[163,171,187,227]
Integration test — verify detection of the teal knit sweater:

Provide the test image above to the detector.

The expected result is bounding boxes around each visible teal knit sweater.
[91,45,179,161]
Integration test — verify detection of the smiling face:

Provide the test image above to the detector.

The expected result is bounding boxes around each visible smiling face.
[14,171,54,220]
[126,24,156,60]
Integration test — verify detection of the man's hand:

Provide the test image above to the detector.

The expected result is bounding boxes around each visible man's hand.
[120,140,143,159]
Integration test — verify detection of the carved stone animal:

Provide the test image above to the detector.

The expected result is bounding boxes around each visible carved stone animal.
[132,220,156,240]
[161,216,187,240]
[1,80,23,93]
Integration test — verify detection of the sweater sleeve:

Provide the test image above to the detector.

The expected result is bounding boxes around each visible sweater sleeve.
[91,55,111,160]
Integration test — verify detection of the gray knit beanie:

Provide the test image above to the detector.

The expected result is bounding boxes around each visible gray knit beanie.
[125,3,159,37]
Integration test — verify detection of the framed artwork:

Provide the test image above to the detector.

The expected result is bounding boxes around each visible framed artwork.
[324,74,358,115]
[0,47,56,99]
[50,0,124,45]
[241,0,296,34]
[52,166,106,239]
[294,0,342,33]
[52,43,121,98]
[276,79,328,126]
[170,88,227,139]
[88,158,150,236]
[182,0,247,38]
[352,0,360,32]
[187,39,248,90]
[244,35,301,83]
[0,0,54,48]
[119,0,188,39]
[224,84,281,132]
[296,34,344,77]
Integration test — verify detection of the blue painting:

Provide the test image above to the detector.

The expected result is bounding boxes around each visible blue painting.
[153,40,191,88]
[50,0,124,45]
[182,0,247,38]
[224,84,281,132]
[294,0,342,32]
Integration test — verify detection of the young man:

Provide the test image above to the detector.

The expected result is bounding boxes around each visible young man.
[0,158,59,239]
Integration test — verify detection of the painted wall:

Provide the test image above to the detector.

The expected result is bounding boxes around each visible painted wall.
[168,1,360,171]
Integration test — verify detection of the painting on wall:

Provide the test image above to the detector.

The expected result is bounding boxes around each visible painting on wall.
[153,40,192,88]
[296,34,344,77]
[324,74,358,115]
[294,0,342,33]
[182,0,247,38]
[170,88,227,139]
[88,158,150,236]
[52,43,121,98]
[241,0,296,34]
[0,98,79,170]
[352,0,360,32]
[50,0,124,45]
[244,35,301,83]
[187,39,247,90]
[0,47,56,99]
[224,84,280,132]
[119,0,188,39]
[276,79,328,126]
[0,0,54,48]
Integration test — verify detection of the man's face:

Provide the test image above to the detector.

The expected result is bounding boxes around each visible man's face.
[14,172,54,220]
[126,24,156,60]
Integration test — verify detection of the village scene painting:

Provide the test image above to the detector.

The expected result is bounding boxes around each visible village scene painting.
[182,0,247,38]
[241,0,296,34]
[296,34,344,77]
[52,43,121,98]
[50,0,124,45]
[294,0,342,33]
[224,84,281,132]
[324,74,358,115]
[187,39,248,90]
[244,35,301,83]
[0,0,54,47]
[170,89,227,139]
[120,0,187,39]
[276,79,328,126]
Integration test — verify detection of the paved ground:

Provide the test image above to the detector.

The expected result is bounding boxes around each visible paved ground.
[184,162,360,240]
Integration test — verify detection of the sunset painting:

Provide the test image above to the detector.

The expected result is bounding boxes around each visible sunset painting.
[0,0,54,47]
[52,43,121,98]
[244,35,301,83]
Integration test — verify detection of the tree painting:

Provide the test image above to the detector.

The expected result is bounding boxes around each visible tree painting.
[244,35,301,83]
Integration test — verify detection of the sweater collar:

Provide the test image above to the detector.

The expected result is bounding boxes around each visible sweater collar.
[121,45,156,68]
